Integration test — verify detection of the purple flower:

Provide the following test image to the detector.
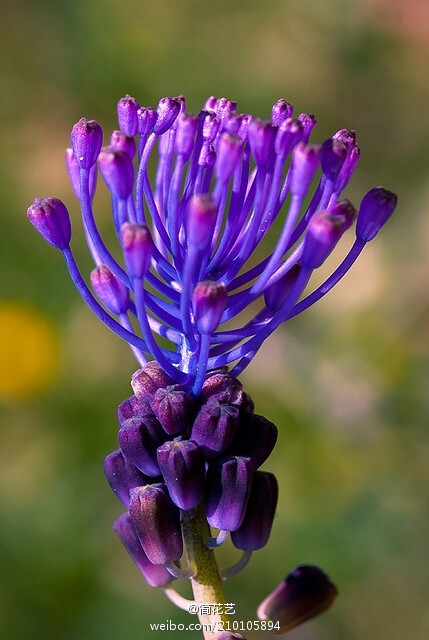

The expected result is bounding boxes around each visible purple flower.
[27,93,397,396]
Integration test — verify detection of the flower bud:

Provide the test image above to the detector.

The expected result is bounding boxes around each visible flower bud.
[216,97,237,119]
[175,113,198,161]
[157,439,204,510]
[131,362,175,402]
[153,97,181,136]
[65,148,97,200]
[113,513,173,587]
[192,281,227,334]
[117,94,140,137]
[227,413,278,470]
[248,119,276,167]
[204,96,218,112]
[150,385,194,436]
[117,395,152,427]
[356,187,398,242]
[297,113,317,143]
[257,565,338,634]
[290,143,321,197]
[186,194,218,249]
[137,106,156,136]
[330,199,357,231]
[98,146,134,200]
[238,114,254,139]
[200,372,243,406]
[110,130,136,158]
[223,113,244,136]
[71,117,103,170]
[205,456,253,531]
[120,223,153,279]
[274,118,303,160]
[271,99,294,127]
[27,197,71,249]
[301,210,348,270]
[231,471,278,550]
[215,134,243,181]
[118,414,168,477]
[199,143,216,168]
[90,265,129,314]
[103,449,149,507]
[191,399,240,458]
[129,483,183,565]
[202,112,221,142]
[321,138,348,182]
[264,264,302,312]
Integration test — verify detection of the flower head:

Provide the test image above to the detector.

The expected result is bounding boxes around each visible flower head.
[28,93,397,397]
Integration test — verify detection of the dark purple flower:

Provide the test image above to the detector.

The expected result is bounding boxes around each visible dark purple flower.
[118,413,168,477]
[257,565,338,634]
[191,399,240,458]
[205,456,253,531]
[227,413,278,470]
[128,483,183,565]
[113,513,173,587]
[150,385,194,436]
[27,197,71,249]
[103,449,149,507]
[157,439,204,509]
[231,471,278,550]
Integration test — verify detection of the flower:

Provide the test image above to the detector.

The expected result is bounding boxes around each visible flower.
[27,94,397,398]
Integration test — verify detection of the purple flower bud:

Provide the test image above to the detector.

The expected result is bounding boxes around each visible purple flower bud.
[118,414,168,476]
[129,483,183,565]
[215,134,243,181]
[333,128,356,149]
[204,96,218,112]
[175,113,198,161]
[110,130,136,159]
[216,97,237,119]
[330,199,357,231]
[103,449,148,507]
[113,513,173,587]
[71,117,103,170]
[65,148,97,200]
[90,265,129,314]
[131,362,175,402]
[120,223,153,279]
[192,281,227,334]
[205,456,253,531]
[200,373,243,406]
[271,99,294,127]
[257,565,338,634]
[117,395,152,427]
[264,264,302,312]
[27,197,71,249]
[248,119,276,167]
[199,143,216,168]
[227,413,278,470]
[98,146,134,200]
[290,143,321,197]
[240,392,255,414]
[231,471,278,550]
[222,113,244,136]
[202,112,221,142]
[321,138,348,182]
[153,97,181,136]
[297,113,317,142]
[137,107,156,136]
[191,399,240,458]
[274,118,303,160]
[150,385,194,436]
[237,114,254,138]
[302,210,349,269]
[356,187,398,242]
[117,94,140,137]
[186,194,218,249]
[157,439,204,509]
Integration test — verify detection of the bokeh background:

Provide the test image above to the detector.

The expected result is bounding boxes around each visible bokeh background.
[1,1,428,639]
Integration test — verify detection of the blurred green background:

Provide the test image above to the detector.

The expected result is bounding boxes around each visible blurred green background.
[1,1,428,639]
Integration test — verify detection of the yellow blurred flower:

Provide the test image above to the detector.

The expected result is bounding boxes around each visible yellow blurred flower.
[0,302,60,400]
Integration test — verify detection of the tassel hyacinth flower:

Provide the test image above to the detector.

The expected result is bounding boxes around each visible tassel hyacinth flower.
[28,93,397,638]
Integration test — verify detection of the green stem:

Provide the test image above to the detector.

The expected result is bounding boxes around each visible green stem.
[181,504,228,639]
